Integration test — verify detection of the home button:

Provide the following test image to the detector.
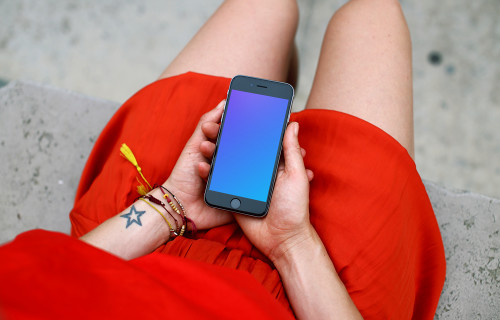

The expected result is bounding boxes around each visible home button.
[230,198,241,209]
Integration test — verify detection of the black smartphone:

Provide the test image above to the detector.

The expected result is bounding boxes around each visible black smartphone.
[204,75,294,217]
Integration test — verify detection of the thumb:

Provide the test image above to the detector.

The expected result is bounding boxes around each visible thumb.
[283,122,307,176]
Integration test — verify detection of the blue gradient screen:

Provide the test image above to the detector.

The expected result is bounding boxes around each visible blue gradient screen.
[208,89,289,202]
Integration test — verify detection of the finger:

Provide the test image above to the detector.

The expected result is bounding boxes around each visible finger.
[201,122,220,140]
[306,169,314,182]
[199,141,216,158]
[198,162,211,180]
[277,158,285,176]
[276,148,286,175]
[301,147,306,158]
[282,122,307,176]
[198,100,225,126]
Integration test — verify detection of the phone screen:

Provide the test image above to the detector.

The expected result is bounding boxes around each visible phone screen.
[208,89,289,202]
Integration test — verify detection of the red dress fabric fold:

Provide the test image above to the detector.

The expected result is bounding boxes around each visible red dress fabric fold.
[0,72,445,319]
[0,230,293,319]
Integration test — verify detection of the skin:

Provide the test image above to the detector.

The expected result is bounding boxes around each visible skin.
[82,0,413,318]
[306,0,414,158]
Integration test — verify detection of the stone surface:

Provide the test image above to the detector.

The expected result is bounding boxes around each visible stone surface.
[0,81,118,242]
[406,0,500,202]
[0,81,499,318]
[425,181,500,319]
[0,0,499,198]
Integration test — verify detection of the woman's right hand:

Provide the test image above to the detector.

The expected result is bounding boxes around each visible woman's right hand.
[199,118,363,320]
[233,122,316,263]
[198,120,315,263]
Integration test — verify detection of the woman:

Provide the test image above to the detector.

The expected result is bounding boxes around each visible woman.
[0,0,445,319]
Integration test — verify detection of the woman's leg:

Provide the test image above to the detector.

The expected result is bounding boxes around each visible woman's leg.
[306,0,414,158]
[160,0,299,83]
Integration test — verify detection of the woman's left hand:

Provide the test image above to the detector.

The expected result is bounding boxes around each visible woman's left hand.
[163,101,233,230]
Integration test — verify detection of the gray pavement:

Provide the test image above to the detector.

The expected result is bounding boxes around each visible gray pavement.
[0,0,499,198]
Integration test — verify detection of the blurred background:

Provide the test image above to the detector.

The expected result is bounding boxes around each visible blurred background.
[0,0,499,198]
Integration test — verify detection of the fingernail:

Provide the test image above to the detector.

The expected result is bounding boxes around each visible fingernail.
[217,100,225,109]
[294,122,299,136]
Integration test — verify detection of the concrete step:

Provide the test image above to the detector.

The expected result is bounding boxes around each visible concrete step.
[0,81,498,318]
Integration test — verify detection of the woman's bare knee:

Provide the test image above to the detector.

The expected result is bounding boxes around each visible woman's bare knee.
[160,0,299,81]
[328,0,408,35]
[307,0,414,158]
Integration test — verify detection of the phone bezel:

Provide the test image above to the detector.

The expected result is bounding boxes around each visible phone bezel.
[204,75,294,217]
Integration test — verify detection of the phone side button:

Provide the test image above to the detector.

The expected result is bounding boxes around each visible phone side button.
[230,198,241,209]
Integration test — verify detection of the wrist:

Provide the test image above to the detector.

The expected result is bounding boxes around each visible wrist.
[147,188,182,238]
[267,225,362,319]
[134,191,175,245]
[161,179,196,232]
[269,224,321,269]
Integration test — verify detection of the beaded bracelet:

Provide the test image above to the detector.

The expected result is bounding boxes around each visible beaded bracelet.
[138,198,177,237]
[158,185,197,236]
[141,194,180,234]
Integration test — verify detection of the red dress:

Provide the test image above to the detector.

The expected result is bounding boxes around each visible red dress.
[0,72,445,319]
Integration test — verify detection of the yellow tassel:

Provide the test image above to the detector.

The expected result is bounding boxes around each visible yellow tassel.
[136,177,148,196]
[120,143,140,169]
[137,185,149,196]
[120,143,153,193]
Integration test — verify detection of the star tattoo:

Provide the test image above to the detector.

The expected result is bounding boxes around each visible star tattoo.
[120,205,146,228]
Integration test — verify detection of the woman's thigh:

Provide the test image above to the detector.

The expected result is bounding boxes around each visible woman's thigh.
[160,0,299,83]
[306,0,414,158]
